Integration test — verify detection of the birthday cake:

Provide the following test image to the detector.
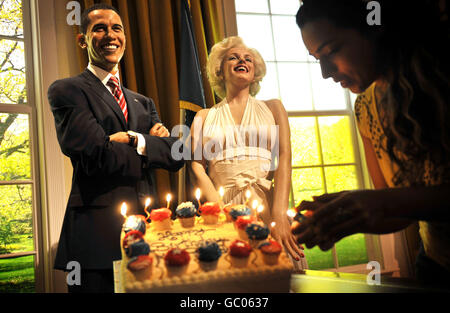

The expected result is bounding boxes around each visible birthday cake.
[120,202,293,293]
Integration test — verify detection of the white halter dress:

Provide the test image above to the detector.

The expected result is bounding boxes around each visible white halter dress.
[202,96,277,223]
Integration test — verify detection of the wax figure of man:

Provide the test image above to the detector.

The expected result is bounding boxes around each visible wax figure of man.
[48,3,184,292]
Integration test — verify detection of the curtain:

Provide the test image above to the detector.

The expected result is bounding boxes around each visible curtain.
[74,0,226,206]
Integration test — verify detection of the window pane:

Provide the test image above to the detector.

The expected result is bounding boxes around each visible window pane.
[270,0,300,15]
[318,116,355,164]
[303,246,335,270]
[0,0,24,38]
[324,165,358,193]
[272,15,308,62]
[292,168,324,205]
[0,113,31,181]
[289,117,320,167]
[236,14,275,61]
[278,62,312,111]
[235,0,269,13]
[256,61,279,100]
[0,255,35,292]
[310,63,346,110]
[0,184,33,254]
[0,39,27,104]
[335,234,369,267]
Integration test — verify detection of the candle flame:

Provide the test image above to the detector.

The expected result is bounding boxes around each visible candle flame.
[145,197,151,208]
[245,189,251,199]
[195,188,201,200]
[120,202,127,218]
[257,205,264,214]
[287,209,296,218]
[219,186,224,198]
[270,222,276,228]
[252,200,259,210]
[166,193,172,210]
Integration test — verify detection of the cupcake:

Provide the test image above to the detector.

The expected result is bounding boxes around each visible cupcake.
[229,205,252,221]
[150,208,172,231]
[199,202,221,224]
[245,222,270,248]
[223,203,233,222]
[234,215,257,240]
[197,241,222,272]
[127,254,153,281]
[176,202,197,228]
[259,240,282,265]
[122,230,147,257]
[229,239,252,268]
[164,248,190,277]
[122,214,147,234]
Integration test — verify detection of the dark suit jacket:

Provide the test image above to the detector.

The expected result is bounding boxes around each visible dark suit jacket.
[48,69,184,270]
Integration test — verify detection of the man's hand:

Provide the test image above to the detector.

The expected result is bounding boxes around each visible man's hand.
[150,123,169,137]
[109,131,129,144]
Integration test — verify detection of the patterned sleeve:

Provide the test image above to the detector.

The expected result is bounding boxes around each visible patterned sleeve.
[353,85,375,139]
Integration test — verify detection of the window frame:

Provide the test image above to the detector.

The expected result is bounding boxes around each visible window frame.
[0,0,45,292]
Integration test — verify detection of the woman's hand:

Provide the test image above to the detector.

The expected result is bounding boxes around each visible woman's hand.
[291,190,388,251]
[271,212,305,261]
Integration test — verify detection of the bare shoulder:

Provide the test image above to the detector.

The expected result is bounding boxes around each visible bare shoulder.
[262,98,287,120]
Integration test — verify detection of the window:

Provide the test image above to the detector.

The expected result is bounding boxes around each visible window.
[235,0,372,272]
[0,0,39,292]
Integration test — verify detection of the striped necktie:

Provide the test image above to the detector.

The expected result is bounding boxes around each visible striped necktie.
[107,76,128,122]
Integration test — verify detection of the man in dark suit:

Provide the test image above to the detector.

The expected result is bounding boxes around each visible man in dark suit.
[48,3,184,292]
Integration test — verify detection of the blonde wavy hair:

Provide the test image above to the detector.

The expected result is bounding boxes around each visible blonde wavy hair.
[207,36,266,99]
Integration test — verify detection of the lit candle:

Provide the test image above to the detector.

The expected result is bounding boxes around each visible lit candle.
[166,193,172,210]
[270,221,276,229]
[244,189,251,206]
[121,202,128,220]
[144,197,152,220]
[219,186,224,200]
[257,204,264,222]
[287,209,296,219]
[195,188,202,208]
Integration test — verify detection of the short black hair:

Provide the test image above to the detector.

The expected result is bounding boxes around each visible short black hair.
[80,3,121,34]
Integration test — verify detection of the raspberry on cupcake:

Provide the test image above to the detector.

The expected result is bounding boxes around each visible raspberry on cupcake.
[176,202,197,228]
[229,239,252,268]
[164,248,190,277]
[127,254,154,281]
[196,241,222,272]
[199,202,221,224]
[258,240,282,265]
[234,215,257,240]
[150,208,172,231]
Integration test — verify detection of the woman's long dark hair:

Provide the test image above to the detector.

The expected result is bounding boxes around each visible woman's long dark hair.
[297,0,450,186]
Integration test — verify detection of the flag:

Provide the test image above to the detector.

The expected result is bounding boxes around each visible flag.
[179,0,206,128]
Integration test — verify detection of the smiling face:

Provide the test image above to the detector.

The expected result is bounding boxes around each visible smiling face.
[79,9,126,73]
[301,19,380,93]
[222,47,255,87]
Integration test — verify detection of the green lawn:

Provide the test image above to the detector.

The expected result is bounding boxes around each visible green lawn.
[0,234,35,293]
[304,233,368,270]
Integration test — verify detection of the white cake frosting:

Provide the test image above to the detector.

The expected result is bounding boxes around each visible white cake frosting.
[120,213,293,293]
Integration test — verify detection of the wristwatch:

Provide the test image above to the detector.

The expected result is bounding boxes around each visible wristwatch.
[127,130,137,148]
